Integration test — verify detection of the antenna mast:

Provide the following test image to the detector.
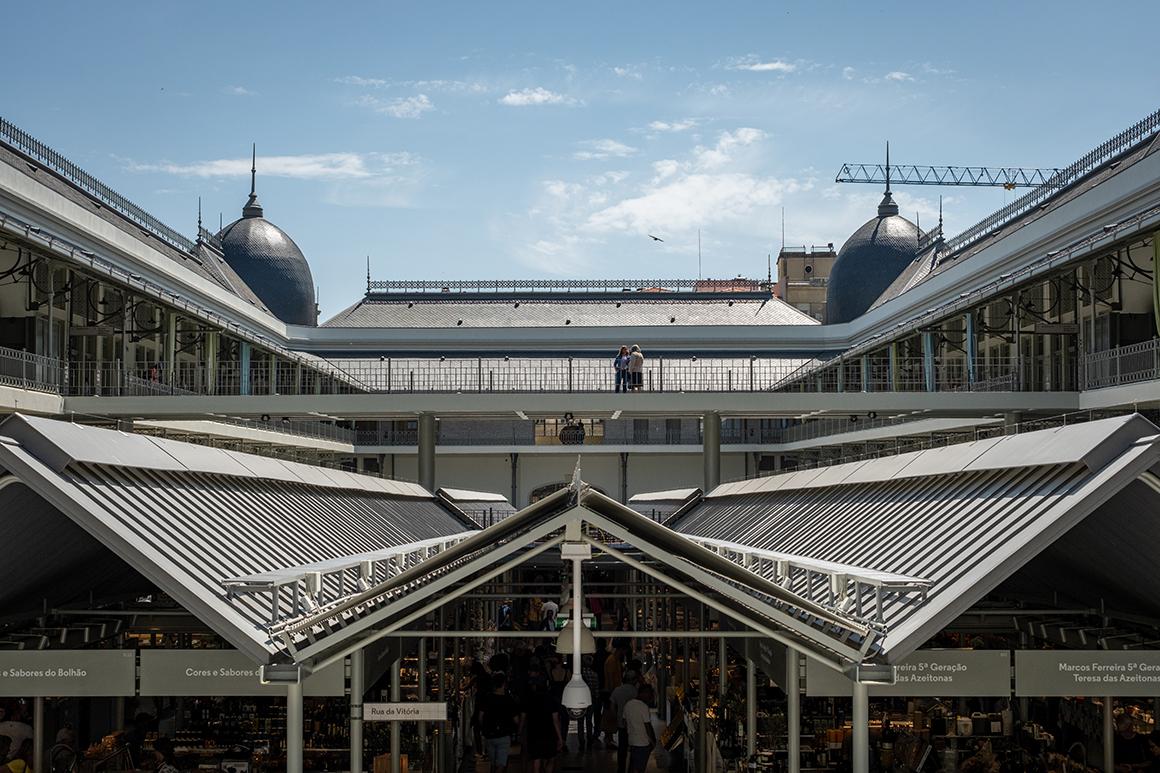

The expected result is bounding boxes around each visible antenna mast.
[698,228,702,281]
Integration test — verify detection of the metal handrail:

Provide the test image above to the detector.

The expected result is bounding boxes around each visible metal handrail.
[0,116,196,253]
[0,345,65,394]
[366,278,766,293]
[1081,338,1160,390]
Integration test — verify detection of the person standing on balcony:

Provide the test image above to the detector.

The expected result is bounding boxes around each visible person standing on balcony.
[613,346,631,393]
[628,345,645,392]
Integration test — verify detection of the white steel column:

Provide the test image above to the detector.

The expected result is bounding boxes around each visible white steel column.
[852,681,869,773]
[287,681,304,773]
[1104,696,1114,773]
[787,651,801,773]
[746,658,757,758]
[703,411,721,491]
[350,650,365,773]
[419,413,437,492]
[391,657,402,773]
[32,697,44,773]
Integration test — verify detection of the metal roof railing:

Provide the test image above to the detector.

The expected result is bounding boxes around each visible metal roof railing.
[0,116,196,254]
[366,278,769,294]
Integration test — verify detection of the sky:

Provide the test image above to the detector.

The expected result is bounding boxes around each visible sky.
[1,1,1157,319]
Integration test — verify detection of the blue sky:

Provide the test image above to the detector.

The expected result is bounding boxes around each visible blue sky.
[2,1,1157,318]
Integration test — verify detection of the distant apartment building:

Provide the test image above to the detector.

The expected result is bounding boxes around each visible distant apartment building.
[774,244,836,322]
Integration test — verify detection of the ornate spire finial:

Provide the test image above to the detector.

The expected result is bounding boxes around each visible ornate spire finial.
[366,256,371,293]
[197,196,202,231]
[877,139,899,217]
[250,143,257,196]
[242,143,264,218]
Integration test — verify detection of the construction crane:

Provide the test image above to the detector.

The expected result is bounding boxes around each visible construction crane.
[835,163,1063,190]
[836,143,1062,190]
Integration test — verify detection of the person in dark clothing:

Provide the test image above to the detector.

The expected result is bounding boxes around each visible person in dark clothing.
[613,346,631,393]
[478,673,522,773]
[1116,715,1149,771]
[523,675,564,772]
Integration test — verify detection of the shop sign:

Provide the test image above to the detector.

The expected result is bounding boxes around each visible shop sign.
[139,651,343,697]
[807,650,1011,697]
[1015,651,1160,697]
[0,651,136,697]
[745,637,788,686]
[365,702,448,722]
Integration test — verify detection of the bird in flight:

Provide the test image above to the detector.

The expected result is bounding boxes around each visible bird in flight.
[648,234,664,242]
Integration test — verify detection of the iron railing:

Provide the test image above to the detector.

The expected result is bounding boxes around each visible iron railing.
[1082,338,1160,390]
[365,278,763,293]
[0,116,196,253]
[775,355,1072,394]
[0,345,65,394]
[941,108,1160,257]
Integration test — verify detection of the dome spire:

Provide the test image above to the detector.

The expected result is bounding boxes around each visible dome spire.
[242,142,264,219]
[877,140,899,217]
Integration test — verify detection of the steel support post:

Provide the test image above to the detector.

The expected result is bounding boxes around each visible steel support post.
[852,681,869,773]
[1104,696,1114,773]
[889,343,900,391]
[922,331,936,391]
[351,649,365,773]
[205,330,219,395]
[287,681,304,773]
[419,412,437,492]
[746,658,757,758]
[718,636,727,695]
[698,603,708,773]
[33,697,44,773]
[391,657,402,773]
[860,354,870,392]
[164,311,177,385]
[965,311,977,386]
[703,411,721,491]
[787,651,801,773]
[239,342,251,395]
[419,635,428,750]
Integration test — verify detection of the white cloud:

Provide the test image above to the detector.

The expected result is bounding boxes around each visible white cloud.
[585,172,799,234]
[885,71,914,82]
[335,75,387,87]
[692,127,766,170]
[499,87,574,106]
[842,66,857,81]
[648,119,697,133]
[224,85,256,96]
[357,94,434,119]
[727,56,797,73]
[652,160,681,181]
[612,66,643,80]
[574,139,637,161]
[128,151,419,181]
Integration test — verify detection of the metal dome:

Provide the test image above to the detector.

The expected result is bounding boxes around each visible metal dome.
[824,191,919,324]
[217,150,317,326]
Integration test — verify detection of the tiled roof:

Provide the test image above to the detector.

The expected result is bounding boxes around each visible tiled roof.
[322,296,820,328]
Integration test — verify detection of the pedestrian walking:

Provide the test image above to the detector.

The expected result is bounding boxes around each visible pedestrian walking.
[628,344,645,392]
[613,345,631,393]
[624,684,657,773]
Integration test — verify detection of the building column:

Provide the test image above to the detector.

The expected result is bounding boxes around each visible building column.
[746,658,757,758]
[33,697,44,773]
[418,413,437,492]
[1104,696,1114,773]
[239,341,251,396]
[836,358,845,392]
[860,354,870,392]
[888,342,900,391]
[205,330,219,395]
[787,651,801,773]
[619,451,629,503]
[965,311,977,386]
[287,680,304,773]
[391,657,402,773]
[164,311,177,386]
[922,331,936,392]
[350,649,365,773]
[510,453,519,506]
[418,636,428,751]
[852,681,869,773]
[703,411,721,491]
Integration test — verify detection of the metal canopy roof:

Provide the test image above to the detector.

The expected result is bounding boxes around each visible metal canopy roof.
[672,414,1160,661]
[240,481,890,676]
[0,414,474,662]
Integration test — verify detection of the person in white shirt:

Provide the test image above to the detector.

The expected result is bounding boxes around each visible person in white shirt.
[623,684,657,773]
[609,670,639,773]
[541,598,559,630]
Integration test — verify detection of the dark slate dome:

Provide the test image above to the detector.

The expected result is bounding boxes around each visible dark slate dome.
[218,158,317,326]
[824,190,920,324]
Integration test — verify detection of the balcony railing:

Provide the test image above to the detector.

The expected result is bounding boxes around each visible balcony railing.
[775,354,1075,394]
[0,346,65,394]
[1082,339,1160,390]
